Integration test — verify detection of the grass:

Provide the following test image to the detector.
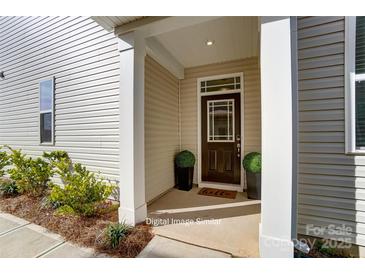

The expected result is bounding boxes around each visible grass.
[0,191,153,257]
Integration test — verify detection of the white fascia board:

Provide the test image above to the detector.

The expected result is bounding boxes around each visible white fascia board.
[146,37,184,79]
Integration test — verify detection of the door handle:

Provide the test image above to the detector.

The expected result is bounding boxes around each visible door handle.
[236,143,241,158]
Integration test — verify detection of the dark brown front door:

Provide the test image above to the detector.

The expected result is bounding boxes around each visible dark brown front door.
[201,93,241,185]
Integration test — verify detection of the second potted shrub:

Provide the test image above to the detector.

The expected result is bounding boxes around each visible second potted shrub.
[242,152,261,199]
[175,150,195,191]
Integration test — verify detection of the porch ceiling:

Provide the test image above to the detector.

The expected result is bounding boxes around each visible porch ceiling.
[154,17,260,68]
[91,16,260,76]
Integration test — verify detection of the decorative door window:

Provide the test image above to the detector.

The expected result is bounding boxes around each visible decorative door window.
[207,99,234,142]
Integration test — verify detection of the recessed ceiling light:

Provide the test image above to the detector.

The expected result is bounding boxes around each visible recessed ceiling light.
[206,40,214,46]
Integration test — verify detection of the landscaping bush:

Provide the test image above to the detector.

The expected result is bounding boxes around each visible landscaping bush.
[6,146,53,196]
[49,160,114,217]
[103,222,132,249]
[242,152,261,173]
[0,147,10,177]
[43,150,73,183]
[0,179,18,197]
[175,150,195,168]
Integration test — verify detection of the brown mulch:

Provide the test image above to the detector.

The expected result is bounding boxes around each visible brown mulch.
[0,194,153,257]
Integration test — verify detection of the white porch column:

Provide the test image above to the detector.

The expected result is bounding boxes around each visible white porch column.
[118,32,147,225]
[259,17,298,257]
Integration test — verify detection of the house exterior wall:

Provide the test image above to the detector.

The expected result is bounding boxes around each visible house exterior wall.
[0,16,120,181]
[297,16,365,246]
[144,55,179,202]
[180,57,261,183]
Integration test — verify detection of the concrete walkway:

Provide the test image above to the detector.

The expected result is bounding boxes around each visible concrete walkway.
[0,212,97,258]
[137,235,231,258]
[147,187,261,257]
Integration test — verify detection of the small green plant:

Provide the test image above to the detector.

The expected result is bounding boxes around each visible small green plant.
[242,152,261,173]
[314,239,351,257]
[0,179,19,197]
[55,204,77,215]
[0,146,10,177]
[104,222,132,249]
[175,150,195,168]
[49,161,114,217]
[5,146,53,196]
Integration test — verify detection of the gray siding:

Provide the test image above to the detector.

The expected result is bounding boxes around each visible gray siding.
[297,16,365,246]
[0,16,120,180]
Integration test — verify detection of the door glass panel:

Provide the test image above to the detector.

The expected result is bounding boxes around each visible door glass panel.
[207,99,234,142]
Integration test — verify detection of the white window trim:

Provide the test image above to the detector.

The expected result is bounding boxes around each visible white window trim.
[39,77,55,145]
[345,17,365,154]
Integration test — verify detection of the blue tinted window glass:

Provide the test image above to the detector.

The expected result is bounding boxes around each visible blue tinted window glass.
[40,79,53,111]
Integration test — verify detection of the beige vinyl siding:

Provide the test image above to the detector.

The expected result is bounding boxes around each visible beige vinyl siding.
[297,16,365,246]
[0,16,120,180]
[180,57,261,183]
[145,56,179,202]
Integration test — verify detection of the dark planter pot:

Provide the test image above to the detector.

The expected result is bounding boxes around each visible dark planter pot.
[175,166,194,191]
[246,171,261,199]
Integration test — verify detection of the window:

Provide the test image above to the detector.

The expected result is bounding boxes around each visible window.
[207,99,235,142]
[39,78,54,144]
[200,75,241,94]
[346,17,365,153]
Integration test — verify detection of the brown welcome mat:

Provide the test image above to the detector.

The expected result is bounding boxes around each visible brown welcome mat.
[198,187,237,199]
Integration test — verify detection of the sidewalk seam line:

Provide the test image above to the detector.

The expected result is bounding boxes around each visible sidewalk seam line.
[35,241,66,258]
[0,222,30,237]
[153,234,233,257]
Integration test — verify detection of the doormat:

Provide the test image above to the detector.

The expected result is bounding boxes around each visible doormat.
[198,187,237,199]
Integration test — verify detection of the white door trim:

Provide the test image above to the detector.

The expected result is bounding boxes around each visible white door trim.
[196,72,245,192]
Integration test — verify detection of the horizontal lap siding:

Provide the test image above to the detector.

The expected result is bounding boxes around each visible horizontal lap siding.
[297,17,365,246]
[0,16,120,180]
[145,56,179,202]
[180,58,261,183]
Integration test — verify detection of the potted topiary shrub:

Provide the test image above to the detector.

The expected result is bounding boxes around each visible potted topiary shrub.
[242,152,261,199]
[175,150,195,191]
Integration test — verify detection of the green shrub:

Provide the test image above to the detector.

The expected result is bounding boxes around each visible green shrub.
[175,150,195,168]
[104,222,132,249]
[49,161,114,217]
[6,146,53,196]
[242,152,261,173]
[55,204,76,215]
[43,150,72,182]
[0,179,18,197]
[0,146,10,177]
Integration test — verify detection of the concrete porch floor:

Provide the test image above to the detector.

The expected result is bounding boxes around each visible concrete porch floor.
[147,186,261,257]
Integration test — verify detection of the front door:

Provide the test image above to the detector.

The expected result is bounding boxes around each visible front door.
[201,93,241,184]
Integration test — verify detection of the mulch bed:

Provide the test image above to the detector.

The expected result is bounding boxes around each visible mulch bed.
[294,236,355,258]
[0,194,153,258]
